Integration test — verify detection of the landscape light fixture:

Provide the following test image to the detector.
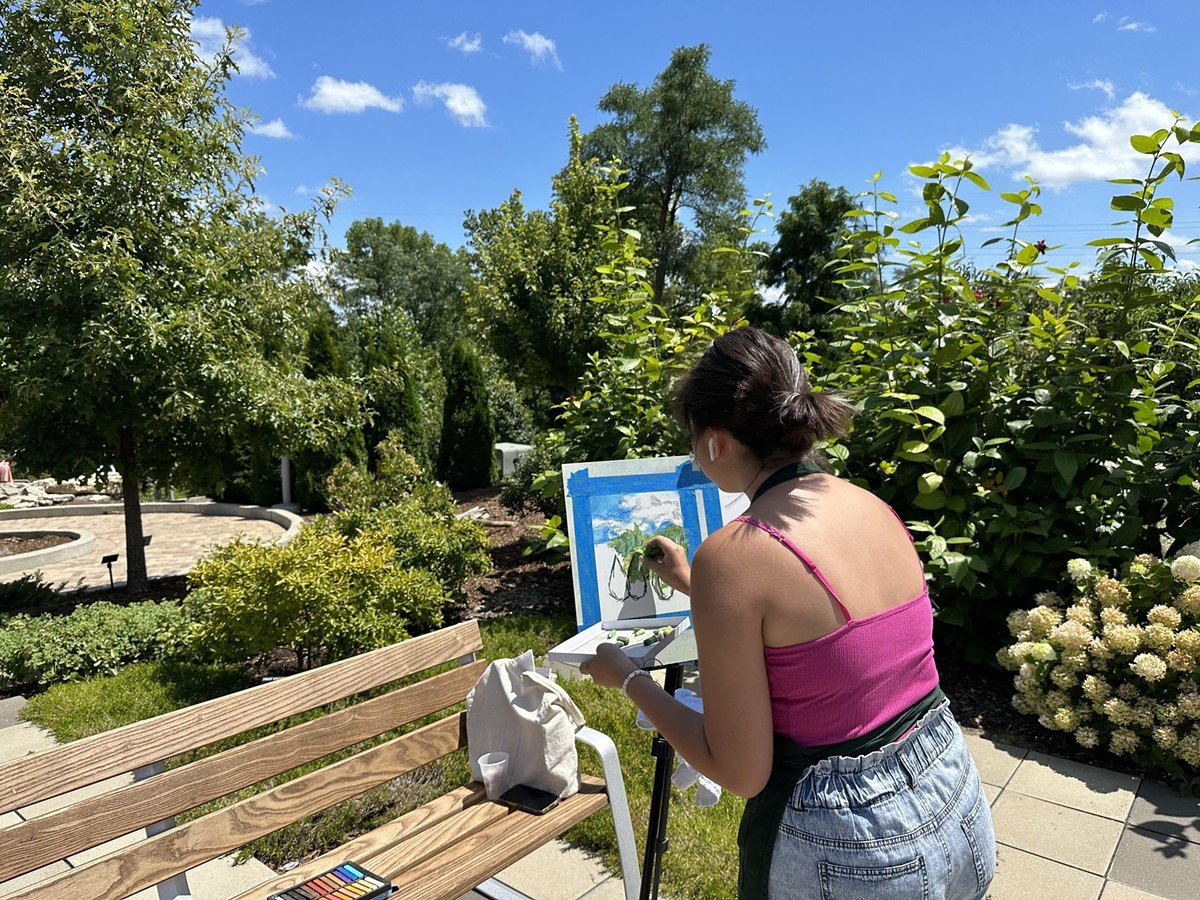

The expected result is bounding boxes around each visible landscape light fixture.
[101,553,118,588]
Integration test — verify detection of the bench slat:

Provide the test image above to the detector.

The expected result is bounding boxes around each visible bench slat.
[0,620,481,814]
[0,660,486,882]
[229,784,487,900]
[3,713,468,900]
[389,779,611,900]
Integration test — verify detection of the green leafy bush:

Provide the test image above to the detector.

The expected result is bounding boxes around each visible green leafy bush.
[500,430,569,518]
[811,126,1200,661]
[437,341,498,490]
[0,600,183,689]
[998,546,1200,784]
[181,527,448,668]
[487,372,536,444]
[326,431,427,512]
[0,573,61,612]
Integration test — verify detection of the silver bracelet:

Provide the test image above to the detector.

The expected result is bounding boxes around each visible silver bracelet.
[621,668,653,697]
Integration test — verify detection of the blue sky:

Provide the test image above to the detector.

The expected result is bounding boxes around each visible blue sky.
[195,1,1200,271]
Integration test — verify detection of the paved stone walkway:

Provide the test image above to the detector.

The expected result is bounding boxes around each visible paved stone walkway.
[3,715,1199,898]
[0,509,284,590]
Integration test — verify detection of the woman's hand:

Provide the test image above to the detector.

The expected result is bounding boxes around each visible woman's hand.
[579,642,639,689]
[642,536,692,594]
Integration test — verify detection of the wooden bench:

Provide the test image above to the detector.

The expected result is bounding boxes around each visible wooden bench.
[0,620,640,899]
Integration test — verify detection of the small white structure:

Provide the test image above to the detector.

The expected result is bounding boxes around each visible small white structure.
[494,442,532,480]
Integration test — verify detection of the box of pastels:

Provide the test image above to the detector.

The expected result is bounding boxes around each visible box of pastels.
[266,861,392,900]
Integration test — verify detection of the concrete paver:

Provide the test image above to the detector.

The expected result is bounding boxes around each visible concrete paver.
[0,698,26,730]
[1006,750,1140,821]
[493,839,615,900]
[0,510,285,589]
[963,731,1027,788]
[991,791,1125,875]
[1108,826,1200,900]
[0,721,56,763]
[1100,882,1173,899]
[1128,779,1200,846]
[990,844,1104,899]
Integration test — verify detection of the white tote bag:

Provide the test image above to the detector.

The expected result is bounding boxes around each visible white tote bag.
[466,650,586,799]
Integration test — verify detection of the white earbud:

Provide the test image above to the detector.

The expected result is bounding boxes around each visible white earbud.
[708,436,717,462]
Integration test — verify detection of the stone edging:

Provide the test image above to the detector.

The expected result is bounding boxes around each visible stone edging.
[0,501,303,548]
[0,530,96,576]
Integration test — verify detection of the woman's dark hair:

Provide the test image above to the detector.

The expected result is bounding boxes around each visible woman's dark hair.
[669,327,856,460]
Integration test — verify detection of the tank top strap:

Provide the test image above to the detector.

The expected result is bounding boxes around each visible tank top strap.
[733,516,853,622]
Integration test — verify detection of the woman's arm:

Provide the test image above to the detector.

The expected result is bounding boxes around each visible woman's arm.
[584,537,775,798]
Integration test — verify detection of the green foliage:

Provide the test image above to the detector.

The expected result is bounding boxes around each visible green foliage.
[0,572,61,612]
[21,660,255,742]
[0,600,183,690]
[500,430,570,518]
[756,179,862,335]
[437,341,497,490]
[0,1,358,587]
[813,125,1200,662]
[581,43,766,305]
[326,432,428,512]
[332,217,471,350]
[181,527,449,669]
[479,355,536,443]
[464,118,618,400]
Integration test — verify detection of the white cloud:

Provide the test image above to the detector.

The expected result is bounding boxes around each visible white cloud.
[1176,81,1197,97]
[1093,11,1108,23]
[412,81,487,127]
[302,76,404,114]
[294,184,313,195]
[191,16,274,79]
[619,492,683,526]
[251,117,295,139]
[1069,78,1116,100]
[1117,17,1155,33]
[449,32,483,54]
[950,92,1199,189]
[504,30,562,69]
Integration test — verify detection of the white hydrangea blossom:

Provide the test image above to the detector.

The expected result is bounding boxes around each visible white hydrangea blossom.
[1050,667,1078,689]
[1174,541,1200,561]
[1157,703,1181,725]
[1100,607,1129,627]
[1050,620,1092,652]
[1176,732,1200,767]
[1067,558,1093,583]
[1026,606,1063,639]
[1172,556,1200,584]
[1143,624,1176,653]
[1117,682,1140,701]
[1066,603,1096,627]
[1034,591,1061,607]
[1082,674,1111,702]
[1176,587,1200,618]
[1167,649,1196,673]
[1102,624,1142,656]
[1153,726,1179,750]
[1060,648,1090,672]
[1006,609,1030,638]
[1132,701,1156,729]
[1096,577,1132,608]
[1110,727,1139,756]
[1148,605,1183,630]
[1179,695,1200,719]
[1075,726,1100,748]
[1102,697,1134,725]
[1176,629,1200,656]
[1131,653,1168,682]
[1028,642,1056,663]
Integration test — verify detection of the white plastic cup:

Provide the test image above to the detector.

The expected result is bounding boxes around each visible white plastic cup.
[478,752,511,801]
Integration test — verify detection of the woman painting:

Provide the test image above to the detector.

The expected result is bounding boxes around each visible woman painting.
[581,327,995,898]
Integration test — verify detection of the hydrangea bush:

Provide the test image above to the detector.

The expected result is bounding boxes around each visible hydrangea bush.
[999,542,1200,779]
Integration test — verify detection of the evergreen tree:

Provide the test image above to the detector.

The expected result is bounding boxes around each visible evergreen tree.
[437,342,497,490]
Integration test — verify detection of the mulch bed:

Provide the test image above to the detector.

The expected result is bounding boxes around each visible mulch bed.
[0,534,73,558]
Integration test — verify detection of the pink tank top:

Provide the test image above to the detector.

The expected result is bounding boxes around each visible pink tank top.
[733,506,939,747]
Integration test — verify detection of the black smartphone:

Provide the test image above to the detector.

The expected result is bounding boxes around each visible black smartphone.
[499,783,561,815]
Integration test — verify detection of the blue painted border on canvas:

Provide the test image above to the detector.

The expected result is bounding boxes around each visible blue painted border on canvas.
[566,460,725,630]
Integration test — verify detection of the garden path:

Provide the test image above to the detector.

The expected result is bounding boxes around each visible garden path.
[0,509,284,590]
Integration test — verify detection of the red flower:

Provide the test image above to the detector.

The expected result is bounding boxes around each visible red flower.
[973,289,986,301]
[1035,240,1048,254]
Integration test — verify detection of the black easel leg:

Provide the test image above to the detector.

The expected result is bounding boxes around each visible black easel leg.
[640,665,684,900]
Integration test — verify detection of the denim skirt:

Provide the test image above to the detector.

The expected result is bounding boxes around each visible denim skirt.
[767,702,996,899]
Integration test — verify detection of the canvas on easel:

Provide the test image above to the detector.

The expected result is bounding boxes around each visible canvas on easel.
[562,456,749,630]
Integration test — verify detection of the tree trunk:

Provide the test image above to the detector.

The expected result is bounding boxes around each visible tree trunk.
[118,426,149,593]
[652,183,677,305]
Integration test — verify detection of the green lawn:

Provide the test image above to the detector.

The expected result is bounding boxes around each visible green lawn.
[21,615,743,899]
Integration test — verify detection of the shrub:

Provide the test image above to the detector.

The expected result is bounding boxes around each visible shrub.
[437,341,497,490]
[998,546,1200,783]
[291,426,368,514]
[326,432,427,512]
[0,600,183,689]
[487,372,536,444]
[812,131,1200,661]
[181,527,449,669]
[500,430,569,518]
[0,573,61,612]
